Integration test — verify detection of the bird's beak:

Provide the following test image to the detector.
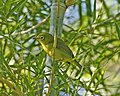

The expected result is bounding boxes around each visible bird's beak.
[33,35,38,39]
[33,36,36,39]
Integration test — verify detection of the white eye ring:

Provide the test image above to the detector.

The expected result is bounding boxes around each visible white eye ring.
[40,36,44,40]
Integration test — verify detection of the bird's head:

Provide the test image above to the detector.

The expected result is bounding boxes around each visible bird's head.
[36,32,53,44]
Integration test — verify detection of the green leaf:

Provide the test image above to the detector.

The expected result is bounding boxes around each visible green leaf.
[7,0,27,17]
[115,23,120,40]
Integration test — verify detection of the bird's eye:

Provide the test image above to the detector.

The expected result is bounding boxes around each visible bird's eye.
[40,36,44,40]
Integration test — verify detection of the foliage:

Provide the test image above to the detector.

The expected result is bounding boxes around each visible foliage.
[0,0,120,96]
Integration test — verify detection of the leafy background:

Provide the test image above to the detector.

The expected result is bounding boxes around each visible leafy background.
[0,0,120,96]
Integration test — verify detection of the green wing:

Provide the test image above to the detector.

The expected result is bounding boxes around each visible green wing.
[57,38,74,58]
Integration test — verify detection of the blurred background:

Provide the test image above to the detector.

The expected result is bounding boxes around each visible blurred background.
[0,0,120,95]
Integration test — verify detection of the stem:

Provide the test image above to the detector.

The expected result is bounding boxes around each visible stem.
[43,0,66,96]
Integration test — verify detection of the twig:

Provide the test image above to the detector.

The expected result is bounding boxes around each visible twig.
[63,12,120,32]
[92,12,120,28]
[12,15,50,36]
[46,63,55,96]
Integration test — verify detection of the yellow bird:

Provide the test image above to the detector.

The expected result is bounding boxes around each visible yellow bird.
[36,32,82,70]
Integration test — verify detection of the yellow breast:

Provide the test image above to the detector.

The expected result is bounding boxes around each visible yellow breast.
[41,43,52,56]
[41,43,72,62]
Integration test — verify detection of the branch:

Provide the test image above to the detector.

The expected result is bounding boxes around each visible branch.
[12,15,50,36]
[92,12,120,28]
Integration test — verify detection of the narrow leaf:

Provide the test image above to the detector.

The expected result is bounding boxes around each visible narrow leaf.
[115,23,120,40]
